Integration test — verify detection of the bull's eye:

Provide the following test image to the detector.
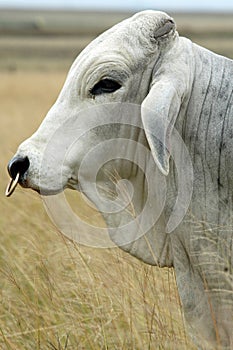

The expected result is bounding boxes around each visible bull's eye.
[90,79,121,96]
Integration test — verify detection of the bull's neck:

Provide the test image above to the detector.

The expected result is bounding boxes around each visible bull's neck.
[180,41,233,153]
[177,41,233,225]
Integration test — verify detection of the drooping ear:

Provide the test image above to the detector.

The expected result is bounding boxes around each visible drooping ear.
[141,81,181,176]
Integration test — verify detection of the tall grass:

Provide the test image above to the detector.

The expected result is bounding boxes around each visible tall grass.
[0,72,196,349]
[0,222,191,349]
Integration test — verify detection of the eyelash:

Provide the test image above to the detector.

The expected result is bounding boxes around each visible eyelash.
[90,79,122,96]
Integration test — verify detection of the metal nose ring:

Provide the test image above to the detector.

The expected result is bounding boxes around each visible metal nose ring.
[5,172,20,197]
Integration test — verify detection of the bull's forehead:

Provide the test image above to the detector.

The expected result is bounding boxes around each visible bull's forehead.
[56,10,175,104]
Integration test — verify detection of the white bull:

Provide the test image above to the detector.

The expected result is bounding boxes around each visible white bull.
[6,11,233,350]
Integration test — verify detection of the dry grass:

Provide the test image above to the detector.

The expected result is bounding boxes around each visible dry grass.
[0,72,196,349]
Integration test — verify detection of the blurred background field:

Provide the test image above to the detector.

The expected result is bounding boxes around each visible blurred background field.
[0,7,232,350]
[0,9,233,71]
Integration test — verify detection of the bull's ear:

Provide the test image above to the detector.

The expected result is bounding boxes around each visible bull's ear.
[141,81,181,176]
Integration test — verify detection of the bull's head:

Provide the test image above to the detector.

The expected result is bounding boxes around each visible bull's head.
[6,10,192,263]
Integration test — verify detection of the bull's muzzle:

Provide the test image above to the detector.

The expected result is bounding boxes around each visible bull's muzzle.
[6,156,30,197]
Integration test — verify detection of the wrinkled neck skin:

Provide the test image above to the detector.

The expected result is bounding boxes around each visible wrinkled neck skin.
[169,40,233,349]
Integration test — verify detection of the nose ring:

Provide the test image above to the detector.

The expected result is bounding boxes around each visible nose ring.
[5,172,20,197]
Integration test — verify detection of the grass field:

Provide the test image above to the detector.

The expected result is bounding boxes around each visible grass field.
[0,9,232,350]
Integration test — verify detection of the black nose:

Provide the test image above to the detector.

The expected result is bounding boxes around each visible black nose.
[7,156,30,180]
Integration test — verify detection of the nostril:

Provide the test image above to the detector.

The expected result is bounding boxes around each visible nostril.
[7,156,30,180]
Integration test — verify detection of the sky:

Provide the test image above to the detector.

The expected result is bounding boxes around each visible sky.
[0,0,233,12]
